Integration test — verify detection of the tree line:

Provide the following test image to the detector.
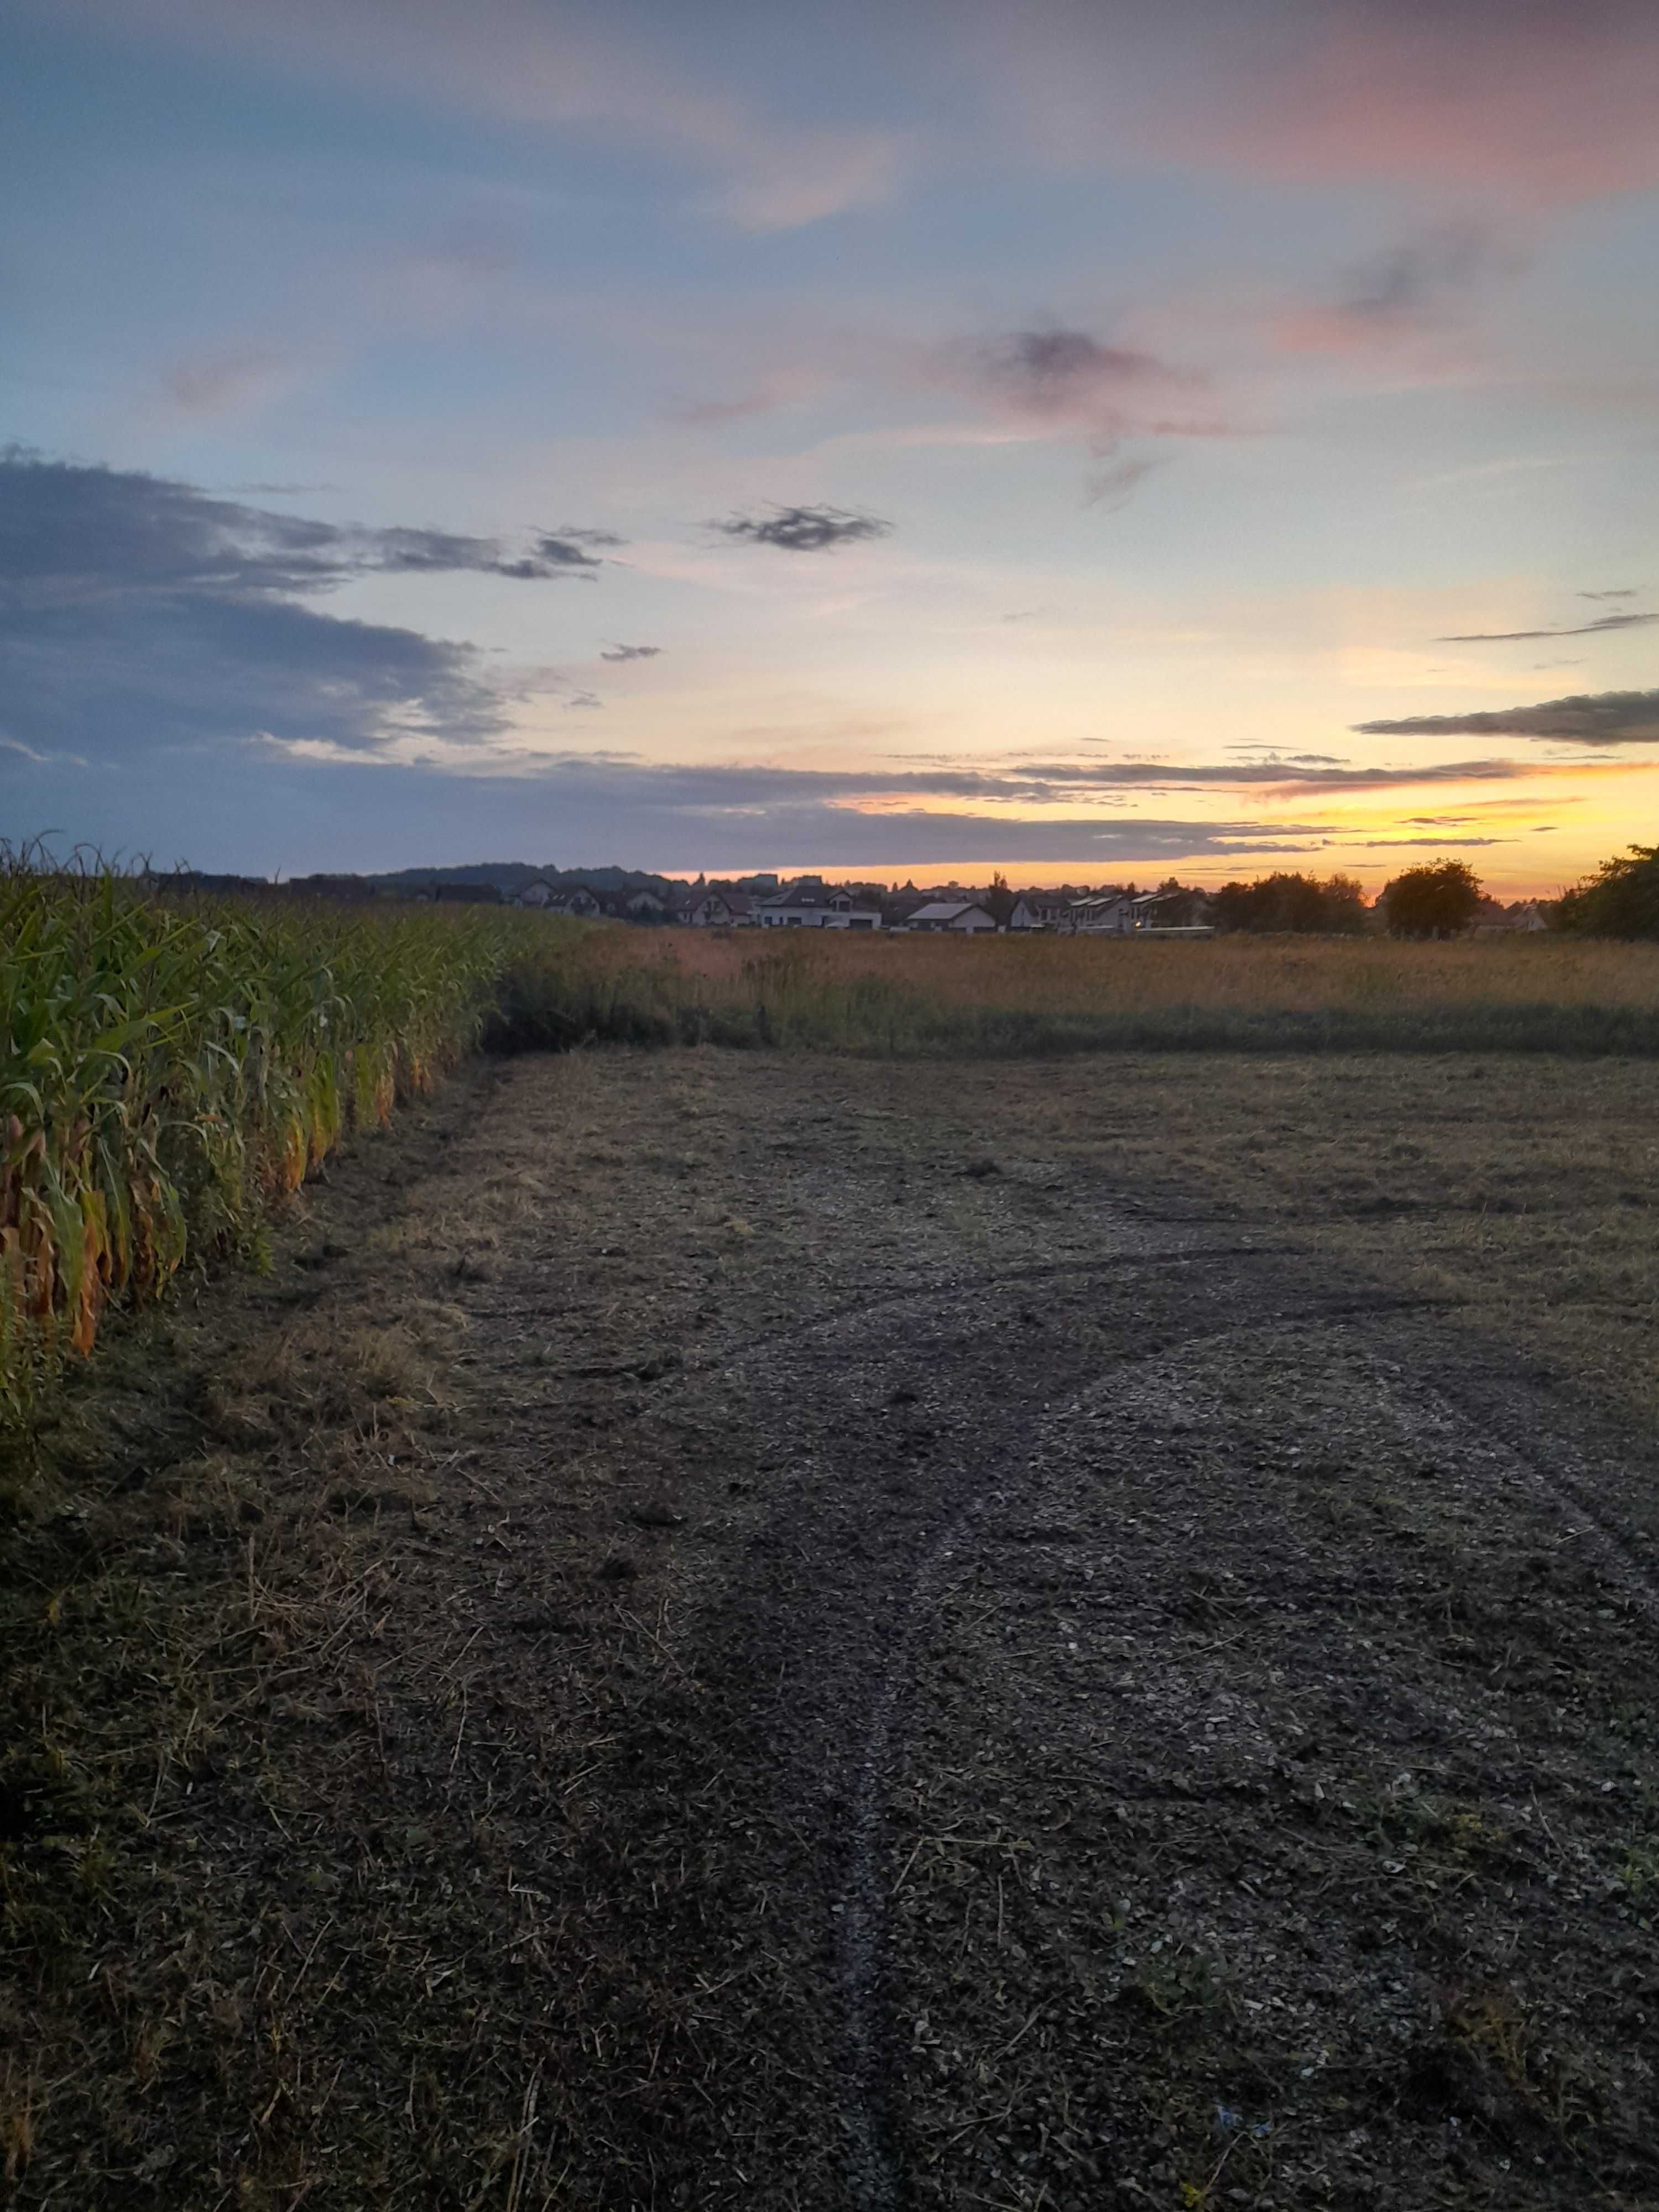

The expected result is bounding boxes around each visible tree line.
[1203,862,1479,937]
[1158,848,1659,941]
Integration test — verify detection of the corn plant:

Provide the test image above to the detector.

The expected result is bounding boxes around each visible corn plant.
[0,860,520,1418]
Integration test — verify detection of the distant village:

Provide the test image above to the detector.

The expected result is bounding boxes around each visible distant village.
[498,875,1216,935]
[164,863,1552,937]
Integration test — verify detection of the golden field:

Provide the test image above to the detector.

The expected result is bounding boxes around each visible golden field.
[504,921,1659,1055]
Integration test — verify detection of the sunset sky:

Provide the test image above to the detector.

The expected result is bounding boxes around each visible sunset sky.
[5,0,1658,891]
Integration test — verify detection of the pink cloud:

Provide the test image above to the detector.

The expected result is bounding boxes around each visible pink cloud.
[1232,6,1659,205]
[971,1,1659,207]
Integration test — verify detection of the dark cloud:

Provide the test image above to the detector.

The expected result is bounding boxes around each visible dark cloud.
[1337,226,1498,321]
[657,757,1538,799]
[983,330,1158,411]
[966,328,1202,430]
[1355,689,1659,745]
[565,691,604,711]
[1223,747,1345,764]
[598,643,662,662]
[1085,455,1162,510]
[938,328,1219,471]
[669,393,779,427]
[1580,588,1637,601]
[1030,758,1533,794]
[530,536,603,572]
[1337,835,1505,848]
[0,450,611,596]
[711,504,893,552]
[549,526,628,548]
[1436,612,1657,641]
[1278,223,1512,351]
[0,451,602,758]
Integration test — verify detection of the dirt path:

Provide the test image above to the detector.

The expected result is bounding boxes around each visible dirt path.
[7,1047,1659,2209]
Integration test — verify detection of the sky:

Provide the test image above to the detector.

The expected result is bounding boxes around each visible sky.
[4,0,1659,892]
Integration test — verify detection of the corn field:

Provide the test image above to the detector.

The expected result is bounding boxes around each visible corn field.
[0,867,522,1417]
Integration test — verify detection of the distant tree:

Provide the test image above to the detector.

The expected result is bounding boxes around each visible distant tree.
[1551,844,1659,940]
[1321,873,1369,933]
[1380,859,1484,939]
[1209,870,1368,935]
[983,870,1016,928]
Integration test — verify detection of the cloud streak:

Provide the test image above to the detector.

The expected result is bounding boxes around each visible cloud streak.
[598,642,662,662]
[1437,612,1657,642]
[264,744,1337,864]
[1355,689,1659,746]
[253,746,1561,807]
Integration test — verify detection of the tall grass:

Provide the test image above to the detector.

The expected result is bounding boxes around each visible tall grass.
[496,924,1659,1057]
[0,868,524,1416]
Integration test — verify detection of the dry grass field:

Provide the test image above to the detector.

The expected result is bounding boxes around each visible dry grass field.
[639,924,1659,1018]
[502,924,1659,1056]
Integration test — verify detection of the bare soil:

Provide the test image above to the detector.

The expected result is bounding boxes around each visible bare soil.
[4,1049,1658,2210]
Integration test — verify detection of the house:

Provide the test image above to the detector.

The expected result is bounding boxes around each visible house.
[1008,890,1071,931]
[822,888,881,930]
[902,899,998,933]
[686,886,754,927]
[880,892,933,931]
[434,881,502,904]
[1474,898,1550,936]
[547,886,604,919]
[1130,888,1214,933]
[1067,893,1136,935]
[755,880,882,929]
[514,877,557,908]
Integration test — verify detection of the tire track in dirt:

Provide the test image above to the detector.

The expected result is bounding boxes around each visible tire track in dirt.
[432,1055,1659,2206]
[685,1236,1457,2205]
[691,1244,1659,2208]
